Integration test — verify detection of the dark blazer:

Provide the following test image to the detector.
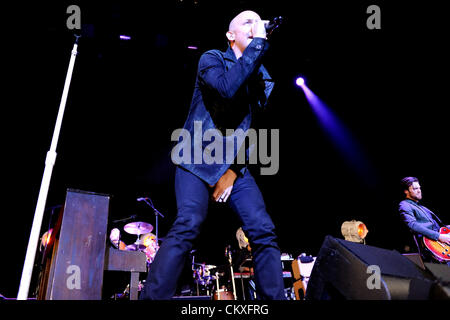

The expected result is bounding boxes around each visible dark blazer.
[173,38,274,186]
[398,199,441,241]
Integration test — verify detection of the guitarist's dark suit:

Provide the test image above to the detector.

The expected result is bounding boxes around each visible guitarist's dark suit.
[399,199,443,260]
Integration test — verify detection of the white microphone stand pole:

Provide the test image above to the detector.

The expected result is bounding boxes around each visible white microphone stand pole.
[17,35,80,300]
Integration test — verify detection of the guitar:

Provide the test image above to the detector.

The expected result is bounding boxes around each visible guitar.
[423,227,450,262]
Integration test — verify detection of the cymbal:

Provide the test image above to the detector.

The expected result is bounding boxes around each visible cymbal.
[210,264,228,272]
[204,265,217,269]
[124,221,153,235]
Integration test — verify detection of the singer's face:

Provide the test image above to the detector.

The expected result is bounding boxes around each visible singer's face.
[227,11,262,56]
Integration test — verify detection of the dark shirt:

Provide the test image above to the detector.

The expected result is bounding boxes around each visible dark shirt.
[398,199,442,241]
[172,38,274,185]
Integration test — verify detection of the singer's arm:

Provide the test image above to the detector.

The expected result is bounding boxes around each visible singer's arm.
[197,38,269,100]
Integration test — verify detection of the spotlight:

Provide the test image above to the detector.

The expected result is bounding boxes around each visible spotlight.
[119,35,131,40]
[295,77,305,87]
[40,228,53,251]
[341,220,368,243]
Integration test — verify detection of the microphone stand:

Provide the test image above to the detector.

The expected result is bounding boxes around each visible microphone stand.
[17,34,80,300]
[190,251,199,296]
[226,246,237,300]
[140,197,164,244]
[112,215,137,224]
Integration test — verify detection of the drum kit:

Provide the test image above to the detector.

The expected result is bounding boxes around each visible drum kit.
[110,220,246,300]
[190,246,237,300]
[113,221,160,265]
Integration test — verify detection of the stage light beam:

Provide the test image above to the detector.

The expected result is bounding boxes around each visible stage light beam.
[297,79,377,186]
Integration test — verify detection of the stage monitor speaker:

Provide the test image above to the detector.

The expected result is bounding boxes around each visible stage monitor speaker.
[424,263,450,299]
[424,263,450,282]
[402,253,425,270]
[305,236,435,300]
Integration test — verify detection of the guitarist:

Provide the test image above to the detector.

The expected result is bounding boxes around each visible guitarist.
[399,177,450,265]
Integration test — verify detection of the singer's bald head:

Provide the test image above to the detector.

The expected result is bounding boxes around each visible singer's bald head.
[226,10,263,59]
[228,10,261,32]
[228,10,261,31]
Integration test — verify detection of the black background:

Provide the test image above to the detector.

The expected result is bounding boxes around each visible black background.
[2,0,449,299]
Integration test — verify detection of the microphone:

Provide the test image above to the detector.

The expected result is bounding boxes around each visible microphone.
[265,16,284,36]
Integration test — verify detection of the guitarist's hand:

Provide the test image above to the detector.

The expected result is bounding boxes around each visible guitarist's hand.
[210,169,237,202]
[438,233,450,245]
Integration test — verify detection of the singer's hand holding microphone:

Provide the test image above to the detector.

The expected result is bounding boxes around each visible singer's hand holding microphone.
[253,16,283,39]
[251,19,270,39]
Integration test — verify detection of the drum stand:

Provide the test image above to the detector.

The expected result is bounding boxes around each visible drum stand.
[190,252,202,296]
[215,272,221,300]
[225,246,237,300]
